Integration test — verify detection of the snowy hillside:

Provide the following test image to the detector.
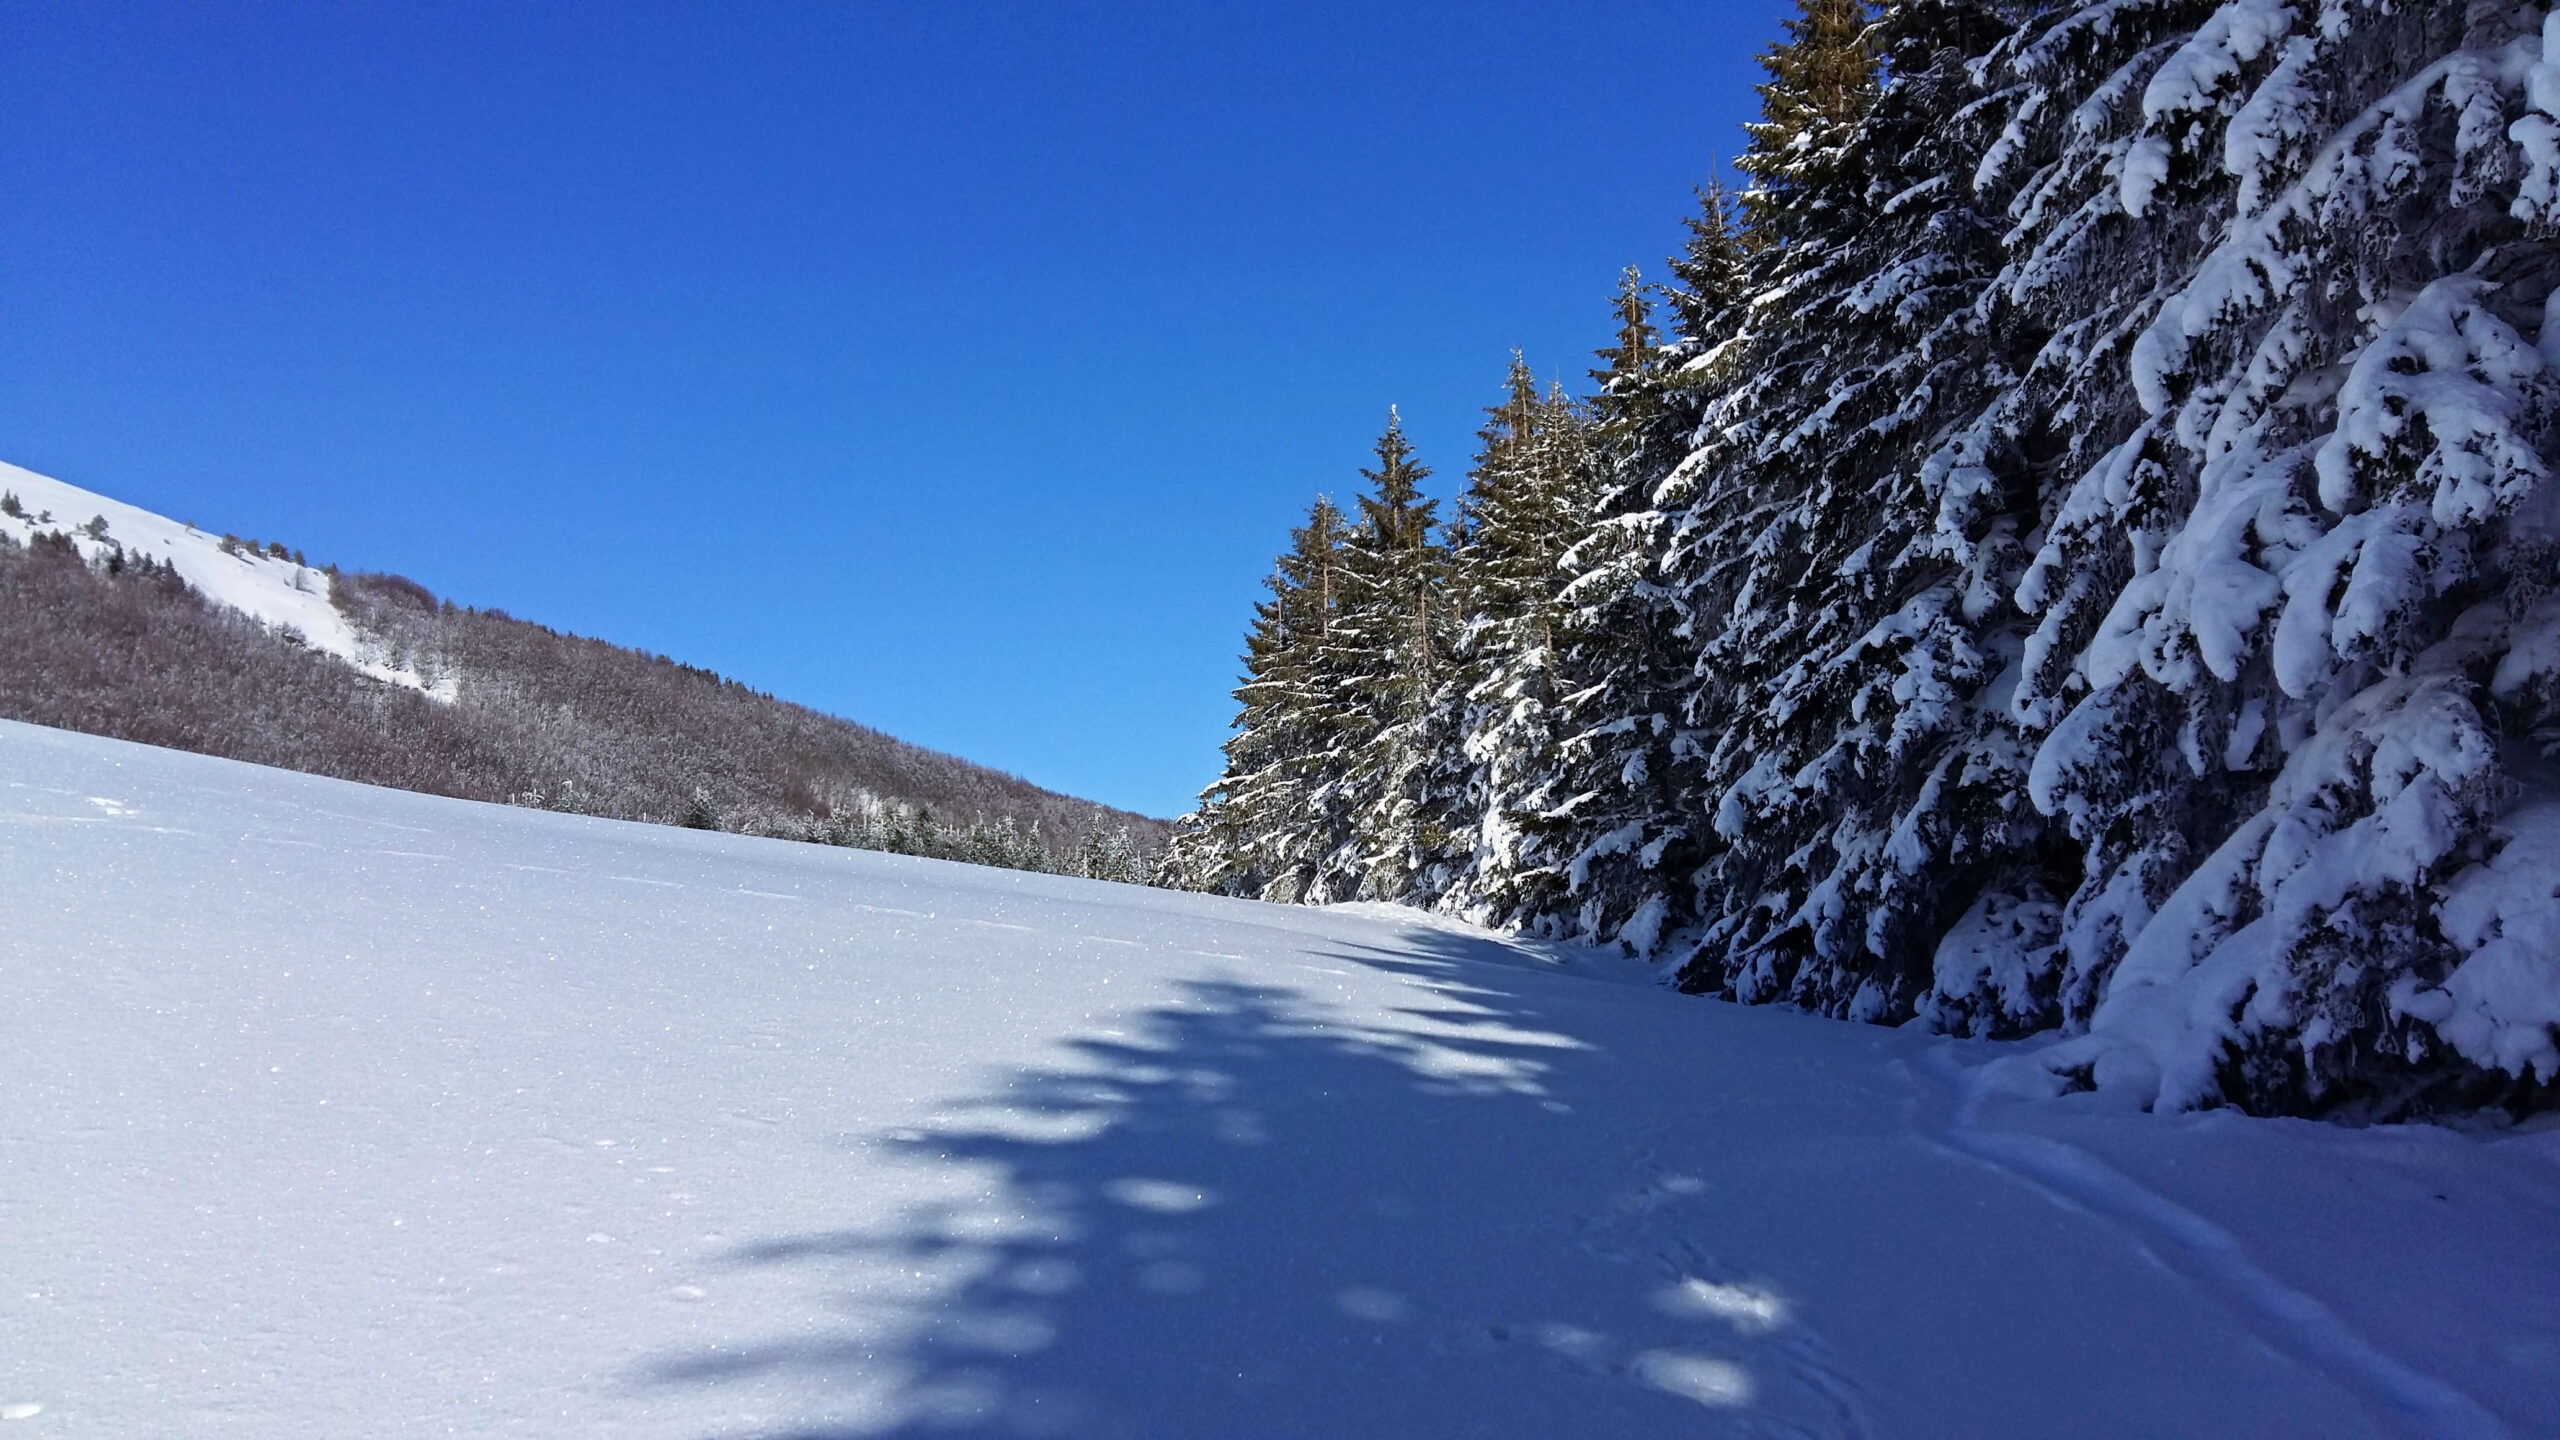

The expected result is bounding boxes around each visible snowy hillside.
[0,457,1160,867]
[0,459,427,690]
[3,720,2555,1438]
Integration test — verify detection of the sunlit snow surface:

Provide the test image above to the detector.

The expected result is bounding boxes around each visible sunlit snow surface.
[5,721,2558,1439]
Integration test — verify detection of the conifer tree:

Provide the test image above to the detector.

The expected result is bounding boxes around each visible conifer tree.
[1332,412,1460,902]
[1737,0,1880,241]
[1182,496,1355,900]
[1441,355,1599,925]
[1654,0,2033,1019]
[1665,180,1752,349]
[1591,274,1659,391]
[1542,267,1706,953]
[1981,1,2560,1112]
[1629,9,1893,974]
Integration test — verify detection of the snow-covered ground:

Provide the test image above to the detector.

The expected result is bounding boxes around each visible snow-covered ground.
[0,459,428,690]
[4,720,2556,1439]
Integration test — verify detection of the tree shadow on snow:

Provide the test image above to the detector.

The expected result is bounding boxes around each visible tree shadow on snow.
[642,927,1862,1440]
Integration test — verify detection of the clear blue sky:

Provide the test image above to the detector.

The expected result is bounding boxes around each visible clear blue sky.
[2,1,1793,819]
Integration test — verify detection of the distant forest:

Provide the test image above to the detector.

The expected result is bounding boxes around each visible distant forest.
[0,527,1162,881]
[1168,1,2560,1119]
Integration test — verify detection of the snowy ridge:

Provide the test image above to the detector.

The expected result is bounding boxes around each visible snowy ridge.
[0,458,435,692]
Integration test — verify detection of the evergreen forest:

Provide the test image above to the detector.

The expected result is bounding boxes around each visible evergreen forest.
[1166,0,2560,1119]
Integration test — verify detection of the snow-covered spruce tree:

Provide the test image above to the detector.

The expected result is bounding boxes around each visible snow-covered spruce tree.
[1173,495,1359,901]
[1331,412,1465,903]
[1072,816,1149,885]
[1656,0,2053,1024]
[1664,176,1758,347]
[1435,354,1602,927]
[1536,199,1756,957]
[1174,418,1460,906]
[1539,256,1726,950]
[1976,1,2560,1114]
[681,786,723,830]
[1738,0,1884,237]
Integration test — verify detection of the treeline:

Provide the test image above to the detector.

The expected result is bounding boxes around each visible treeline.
[0,530,1160,882]
[1170,1,2560,1119]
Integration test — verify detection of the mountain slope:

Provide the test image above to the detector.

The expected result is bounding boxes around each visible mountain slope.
[0,458,1161,866]
[3,721,2555,1438]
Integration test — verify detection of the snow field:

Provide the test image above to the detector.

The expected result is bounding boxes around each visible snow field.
[3,720,2557,1438]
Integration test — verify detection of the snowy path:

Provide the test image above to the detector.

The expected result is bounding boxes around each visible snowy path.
[4,721,2556,1438]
